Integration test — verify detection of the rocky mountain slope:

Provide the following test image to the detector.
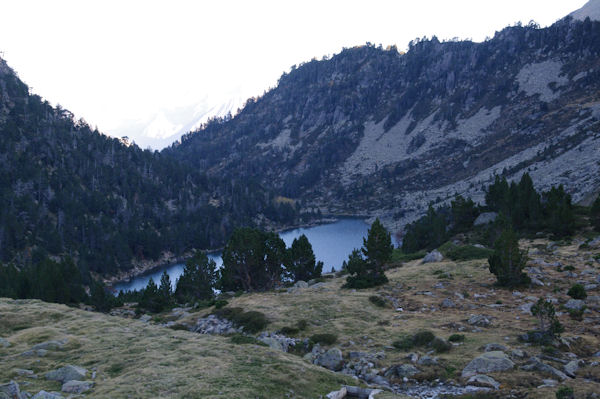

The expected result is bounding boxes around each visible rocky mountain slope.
[2,235,599,398]
[170,13,600,231]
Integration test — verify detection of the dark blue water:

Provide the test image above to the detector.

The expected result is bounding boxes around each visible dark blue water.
[113,218,396,293]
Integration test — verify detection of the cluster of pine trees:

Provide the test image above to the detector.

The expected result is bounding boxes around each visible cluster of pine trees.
[402,173,578,254]
[121,229,323,313]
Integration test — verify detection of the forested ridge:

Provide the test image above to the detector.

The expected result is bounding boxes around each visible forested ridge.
[0,58,299,277]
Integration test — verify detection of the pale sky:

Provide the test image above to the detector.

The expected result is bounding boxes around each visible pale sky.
[0,0,587,144]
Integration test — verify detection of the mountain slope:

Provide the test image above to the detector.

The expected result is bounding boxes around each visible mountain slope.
[570,0,600,21]
[0,58,294,276]
[169,16,600,230]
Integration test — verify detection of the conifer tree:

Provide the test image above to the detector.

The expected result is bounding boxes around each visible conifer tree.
[345,219,391,288]
[175,252,217,302]
[286,234,323,282]
[158,271,173,309]
[488,229,530,287]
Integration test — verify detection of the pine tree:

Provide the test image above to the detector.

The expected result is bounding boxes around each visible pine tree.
[345,219,391,288]
[488,229,530,287]
[362,218,393,272]
[286,234,323,282]
[531,298,563,339]
[175,252,217,302]
[543,185,574,238]
[158,271,173,309]
[139,278,161,313]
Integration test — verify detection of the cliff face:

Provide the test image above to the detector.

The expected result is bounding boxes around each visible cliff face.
[170,17,600,229]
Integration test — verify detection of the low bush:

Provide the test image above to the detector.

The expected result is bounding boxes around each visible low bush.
[213,307,269,333]
[448,334,465,342]
[168,324,189,331]
[555,386,574,399]
[392,335,415,351]
[310,333,338,345]
[445,245,493,261]
[432,337,451,353]
[567,284,586,300]
[391,249,427,262]
[413,330,435,346]
[296,319,308,331]
[369,295,388,307]
[279,326,300,335]
[394,330,437,351]
[213,299,229,309]
[230,334,267,346]
[344,273,388,289]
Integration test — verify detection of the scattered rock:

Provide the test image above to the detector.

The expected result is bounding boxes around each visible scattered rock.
[0,381,21,399]
[474,212,498,226]
[417,356,438,366]
[441,298,456,308]
[521,357,568,380]
[563,360,581,377]
[327,386,382,399]
[510,349,527,359]
[422,250,443,263]
[19,349,47,358]
[257,332,298,352]
[45,365,87,383]
[14,369,35,378]
[467,374,500,389]
[192,315,241,335]
[31,340,67,351]
[467,315,491,327]
[293,280,308,288]
[564,299,585,311]
[139,314,152,323]
[484,343,507,352]
[530,277,545,287]
[32,392,64,399]
[462,351,515,377]
[519,302,535,315]
[384,364,421,378]
[316,348,344,371]
[0,338,10,348]
[61,380,93,394]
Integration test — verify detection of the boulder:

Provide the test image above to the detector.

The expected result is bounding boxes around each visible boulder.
[564,299,585,311]
[422,250,443,263]
[468,315,491,327]
[31,340,67,351]
[467,374,500,389]
[257,333,298,352]
[417,356,438,366]
[510,349,528,359]
[441,298,456,308]
[462,351,515,377]
[0,381,21,399]
[32,392,64,399]
[45,365,87,383]
[61,380,94,394]
[563,360,581,377]
[293,280,308,288]
[484,343,507,352]
[384,364,420,378]
[0,338,10,348]
[474,212,498,226]
[521,357,568,380]
[316,348,343,371]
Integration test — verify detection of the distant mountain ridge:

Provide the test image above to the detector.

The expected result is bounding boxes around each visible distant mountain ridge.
[169,12,600,230]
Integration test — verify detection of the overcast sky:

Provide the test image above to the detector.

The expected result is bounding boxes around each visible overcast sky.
[0,0,587,142]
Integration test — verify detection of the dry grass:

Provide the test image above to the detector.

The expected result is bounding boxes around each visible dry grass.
[0,299,352,398]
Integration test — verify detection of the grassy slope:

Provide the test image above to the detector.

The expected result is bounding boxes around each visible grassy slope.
[0,299,352,398]
[1,237,599,398]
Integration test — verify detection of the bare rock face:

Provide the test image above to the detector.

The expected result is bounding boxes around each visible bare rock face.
[462,351,515,377]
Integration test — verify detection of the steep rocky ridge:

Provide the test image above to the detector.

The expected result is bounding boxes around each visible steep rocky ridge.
[170,16,600,231]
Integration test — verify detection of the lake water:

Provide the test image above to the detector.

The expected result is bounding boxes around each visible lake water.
[113,218,397,293]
